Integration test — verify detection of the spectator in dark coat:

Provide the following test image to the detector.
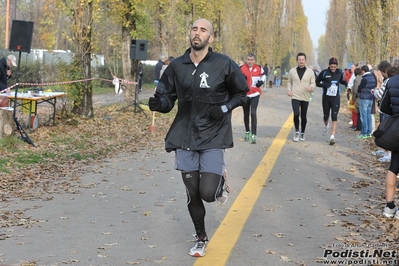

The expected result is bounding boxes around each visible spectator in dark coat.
[154,54,167,87]
[0,55,17,92]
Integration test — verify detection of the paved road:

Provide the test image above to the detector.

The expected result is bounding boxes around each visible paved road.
[0,86,390,265]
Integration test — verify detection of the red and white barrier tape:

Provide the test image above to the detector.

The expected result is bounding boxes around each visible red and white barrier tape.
[1,76,137,92]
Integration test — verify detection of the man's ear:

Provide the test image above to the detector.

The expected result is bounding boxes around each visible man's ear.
[209,35,214,44]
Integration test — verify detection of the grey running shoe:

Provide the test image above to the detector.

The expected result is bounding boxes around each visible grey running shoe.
[189,235,208,257]
[372,149,386,156]
[378,155,391,163]
[323,123,330,136]
[300,133,305,141]
[293,132,300,142]
[216,170,230,205]
[329,135,335,145]
[382,206,398,218]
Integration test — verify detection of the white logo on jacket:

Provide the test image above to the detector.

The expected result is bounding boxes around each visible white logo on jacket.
[199,72,210,88]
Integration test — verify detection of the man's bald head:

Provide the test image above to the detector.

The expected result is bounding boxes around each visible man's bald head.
[192,19,214,35]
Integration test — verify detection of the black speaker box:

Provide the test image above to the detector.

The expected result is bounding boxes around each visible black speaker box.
[9,20,34,53]
[130,39,148,60]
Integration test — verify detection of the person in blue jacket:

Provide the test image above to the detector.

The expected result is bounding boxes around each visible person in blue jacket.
[356,65,376,138]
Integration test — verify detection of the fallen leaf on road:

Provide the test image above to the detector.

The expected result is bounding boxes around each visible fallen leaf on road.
[265,250,276,254]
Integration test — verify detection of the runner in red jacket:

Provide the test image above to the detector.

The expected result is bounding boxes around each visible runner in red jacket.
[240,53,264,144]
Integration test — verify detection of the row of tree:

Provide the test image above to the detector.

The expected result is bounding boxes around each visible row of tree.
[322,0,399,68]
[0,0,398,117]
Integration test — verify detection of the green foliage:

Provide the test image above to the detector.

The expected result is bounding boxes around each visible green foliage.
[0,136,26,152]
[94,65,115,88]
[15,152,45,165]
[57,59,82,103]
[67,152,97,160]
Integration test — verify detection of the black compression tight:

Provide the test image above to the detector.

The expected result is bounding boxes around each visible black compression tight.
[291,99,309,133]
[322,95,340,121]
[243,95,260,134]
[182,171,223,235]
[389,151,399,175]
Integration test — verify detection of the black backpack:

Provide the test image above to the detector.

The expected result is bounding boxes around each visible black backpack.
[373,114,399,152]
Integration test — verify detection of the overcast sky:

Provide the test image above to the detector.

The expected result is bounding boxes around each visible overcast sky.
[302,0,330,47]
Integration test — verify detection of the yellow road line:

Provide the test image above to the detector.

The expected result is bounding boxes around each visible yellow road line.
[194,113,293,266]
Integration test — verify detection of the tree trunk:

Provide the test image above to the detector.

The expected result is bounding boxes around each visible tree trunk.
[70,0,94,118]
[0,109,15,138]
[121,27,136,103]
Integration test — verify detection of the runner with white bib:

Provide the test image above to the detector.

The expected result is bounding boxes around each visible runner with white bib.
[316,57,347,145]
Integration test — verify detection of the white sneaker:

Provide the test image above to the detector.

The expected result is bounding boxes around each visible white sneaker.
[216,170,230,205]
[300,133,305,141]
[323,123,330,136]
[329,135,335,145]
[372,149,386,156]
[378,155,391,163]
[189,235,209,257]
[382,206,398,218]
[293,132,300,142]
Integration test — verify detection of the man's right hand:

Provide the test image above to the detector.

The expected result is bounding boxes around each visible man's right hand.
[149,95,162,111]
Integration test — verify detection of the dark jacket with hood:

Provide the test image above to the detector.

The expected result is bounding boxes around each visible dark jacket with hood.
[154,48,248,152]
[0,57,10,91]
[385,74,399,115]
[357,72,376,100]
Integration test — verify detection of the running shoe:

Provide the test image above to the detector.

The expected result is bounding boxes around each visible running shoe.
[189,235,209,257]
[300,133,305,141]
[216,170,230,205]
[378,155,391,163]
[356,134,368,139]
[251,134,257,144]
[293,132,300,142]
[244,131,251,142]
[329,135,335,145]
[372,149,386,156]
[323,123,330,136]
[382,206,398,218]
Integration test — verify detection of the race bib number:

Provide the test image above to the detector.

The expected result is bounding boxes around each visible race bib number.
[326,84,338,96]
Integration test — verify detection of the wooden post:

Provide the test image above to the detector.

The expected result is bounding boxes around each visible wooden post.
[5,0,10,49]
[0,109,15,137]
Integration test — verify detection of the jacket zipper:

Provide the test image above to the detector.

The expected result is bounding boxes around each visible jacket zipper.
[188,63,198,150]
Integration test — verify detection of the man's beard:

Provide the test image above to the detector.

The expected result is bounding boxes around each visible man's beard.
[190,36,210,51]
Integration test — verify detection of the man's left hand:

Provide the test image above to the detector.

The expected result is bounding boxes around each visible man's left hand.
[255,80,264,87]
